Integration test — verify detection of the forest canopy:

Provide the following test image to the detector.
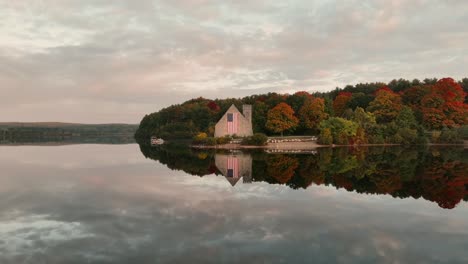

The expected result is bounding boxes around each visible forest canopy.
[135,77,468,144]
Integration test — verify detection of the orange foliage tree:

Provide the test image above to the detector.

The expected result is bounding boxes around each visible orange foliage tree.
[333,92,352,117]
[367,87,402,123]
[266,102,299,136]
[298,97,328,132]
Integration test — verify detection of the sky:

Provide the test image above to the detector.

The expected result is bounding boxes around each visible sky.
[1,0,467,123]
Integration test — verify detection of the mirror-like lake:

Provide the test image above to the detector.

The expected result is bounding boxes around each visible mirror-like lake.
[0,144,467,263]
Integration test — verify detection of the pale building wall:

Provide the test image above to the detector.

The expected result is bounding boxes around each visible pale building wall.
[214,104,253,137]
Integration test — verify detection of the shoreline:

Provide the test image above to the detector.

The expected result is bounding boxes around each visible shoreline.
[192,141,324,150]
[191,141,467,150]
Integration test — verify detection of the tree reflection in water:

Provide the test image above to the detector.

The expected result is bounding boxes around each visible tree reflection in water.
[139,143,468,209]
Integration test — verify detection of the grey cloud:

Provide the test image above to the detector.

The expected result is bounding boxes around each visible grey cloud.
[0,0,467,122]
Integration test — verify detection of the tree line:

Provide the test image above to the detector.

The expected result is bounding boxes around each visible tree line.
[135,77,468,145]
[1,125,138,144]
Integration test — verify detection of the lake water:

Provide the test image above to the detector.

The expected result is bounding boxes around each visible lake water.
[0,144,467,263]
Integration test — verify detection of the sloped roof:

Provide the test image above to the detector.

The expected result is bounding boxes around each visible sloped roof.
[224,104,246,118]
[225,176,242,187]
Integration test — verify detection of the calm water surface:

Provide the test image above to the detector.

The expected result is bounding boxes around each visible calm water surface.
[0,144,467,264]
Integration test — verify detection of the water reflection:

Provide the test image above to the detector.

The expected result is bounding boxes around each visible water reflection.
[215,153,252,186]
[1,144,468,263]
[140,144,468,209]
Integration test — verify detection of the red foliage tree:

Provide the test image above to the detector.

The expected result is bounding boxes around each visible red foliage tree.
[421,78,468,129]
[419,159,466,209]
[207,101,220,111]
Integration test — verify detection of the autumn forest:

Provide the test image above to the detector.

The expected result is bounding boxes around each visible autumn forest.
[135,77,468,145]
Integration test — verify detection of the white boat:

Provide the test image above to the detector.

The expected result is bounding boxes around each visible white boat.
[151,137,164,145]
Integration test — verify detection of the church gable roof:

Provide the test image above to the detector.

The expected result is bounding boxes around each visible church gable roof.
[220,104,247,121]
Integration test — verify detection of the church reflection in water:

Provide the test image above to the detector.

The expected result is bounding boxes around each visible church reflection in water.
[139,144,468,210]
[215,153,252,186]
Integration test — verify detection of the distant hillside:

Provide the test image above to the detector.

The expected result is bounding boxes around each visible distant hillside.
[0,123,138,144]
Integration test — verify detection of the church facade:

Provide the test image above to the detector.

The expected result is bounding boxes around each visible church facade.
[214,104,253,137]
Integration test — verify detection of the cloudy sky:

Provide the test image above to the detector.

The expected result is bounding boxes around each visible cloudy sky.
[1,0,467,123]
